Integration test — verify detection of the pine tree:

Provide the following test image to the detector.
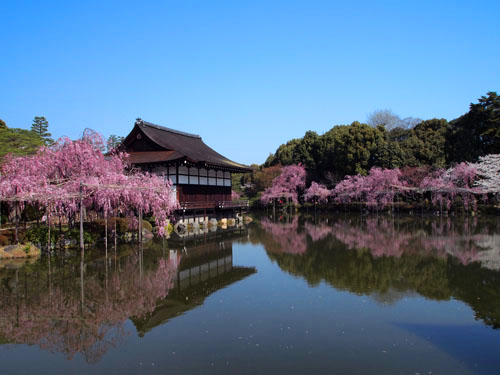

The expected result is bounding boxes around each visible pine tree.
[107,134,124,152]
[31,116,53,145]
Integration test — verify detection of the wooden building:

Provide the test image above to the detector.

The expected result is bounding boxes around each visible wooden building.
[122,118,252,212]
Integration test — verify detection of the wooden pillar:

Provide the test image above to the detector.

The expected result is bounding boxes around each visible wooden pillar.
[80,182,84,251]
[47,213,51,252]
[105,215,108,257]
[114,212,117,248]
[48,252,52,297]
[138,209,143,243]
[58,216,62,247]
[14,188,19,244]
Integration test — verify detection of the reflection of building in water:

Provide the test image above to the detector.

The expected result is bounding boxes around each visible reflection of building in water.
[0,227,254,361]
[169,222,248,241]
[132,239,256,336]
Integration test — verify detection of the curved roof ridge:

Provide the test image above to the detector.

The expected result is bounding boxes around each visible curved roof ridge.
[136,118,201,139]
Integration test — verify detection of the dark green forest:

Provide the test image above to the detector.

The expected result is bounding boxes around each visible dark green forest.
[264,92,500,182]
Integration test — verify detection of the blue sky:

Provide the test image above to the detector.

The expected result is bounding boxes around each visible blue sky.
[1,0,499,165]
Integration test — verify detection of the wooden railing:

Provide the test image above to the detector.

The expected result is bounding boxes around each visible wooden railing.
[179,201,217,210]
[179,200,249,210]
[218,200,249,209]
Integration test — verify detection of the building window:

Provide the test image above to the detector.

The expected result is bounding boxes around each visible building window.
[179,175,189,184]
[200,176,208,185]
[152,166,168,175]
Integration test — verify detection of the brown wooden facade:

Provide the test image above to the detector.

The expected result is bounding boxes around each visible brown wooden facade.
[122,119,252,210]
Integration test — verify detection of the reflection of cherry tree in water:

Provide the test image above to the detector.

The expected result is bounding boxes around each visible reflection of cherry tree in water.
[260,214,500,267]
[0,251,179,363]
[263,216,500,328]
[260,217,307,255]
[331,217,500,267]
[303,222,333,242]
[260,217,338,254]
[332,218,413,259]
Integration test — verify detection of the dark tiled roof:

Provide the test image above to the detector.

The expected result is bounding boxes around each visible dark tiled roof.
[127,150,181,164]
[124,119,252,172]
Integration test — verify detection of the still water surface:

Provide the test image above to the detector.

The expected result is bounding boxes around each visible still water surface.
[1,214,500,374]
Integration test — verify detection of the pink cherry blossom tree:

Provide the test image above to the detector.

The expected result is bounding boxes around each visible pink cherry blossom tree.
[420,162,479,210]
[303,182,331,203]
[261,164,306,205]
[332,167,405,210]
[0,131,177,238]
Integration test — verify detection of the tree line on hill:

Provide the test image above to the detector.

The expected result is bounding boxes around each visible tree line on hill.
[262,92,500,183]
[0,116,124,162]
[0,117,52,161]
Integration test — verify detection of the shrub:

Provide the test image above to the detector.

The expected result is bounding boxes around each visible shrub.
[26,225,56,246]
[141,220,153,232]
[66,228,94,245]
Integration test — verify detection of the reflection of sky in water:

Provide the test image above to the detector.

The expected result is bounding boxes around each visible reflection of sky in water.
[0,215,499,374]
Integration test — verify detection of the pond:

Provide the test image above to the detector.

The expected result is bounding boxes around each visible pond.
[1,214,500,374]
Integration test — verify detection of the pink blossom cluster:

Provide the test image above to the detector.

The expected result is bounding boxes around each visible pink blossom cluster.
[303,182,331,203]
[420,162,479,210]
[330,161,487,210]
[0,131,177,235]
[261,164,306,204]
[333,167,406,209]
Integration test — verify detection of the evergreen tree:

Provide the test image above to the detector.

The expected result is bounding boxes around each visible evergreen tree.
[0,119,7,130]
[107,134,124,152]
[446,92,500,163]
[31,116,53,145]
